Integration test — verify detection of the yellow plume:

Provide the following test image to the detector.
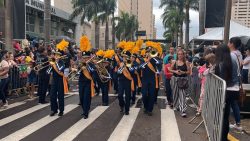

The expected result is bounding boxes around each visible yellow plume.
[104,50,115,59]
[136,39,143,49]
[123,41,135,52]
[117,41,126,49]
[80,36,92,52]
[96,50,105,57]
[56,39,69,51]
[141,49,146,56]
[132,46,140,54]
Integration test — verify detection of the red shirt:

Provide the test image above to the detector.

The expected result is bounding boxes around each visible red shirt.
[164,64,173,79]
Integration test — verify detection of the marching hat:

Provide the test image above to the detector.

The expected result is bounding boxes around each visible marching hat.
[79,36,92,58]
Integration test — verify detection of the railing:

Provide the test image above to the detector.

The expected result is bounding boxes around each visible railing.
[192,73,227,141]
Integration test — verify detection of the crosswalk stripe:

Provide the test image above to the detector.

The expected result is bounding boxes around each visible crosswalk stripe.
[0,102,26,112]
[0,104,49,127]
[0,104,78,141]
[161,108,181,141]
[53,106,109,141]
[108,108,140,141]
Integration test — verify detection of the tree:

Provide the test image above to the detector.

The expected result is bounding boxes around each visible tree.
[70,0,102,49]
[5,0,13,52]
[0,0,4,7]
[160,0,198,48]
[115,12,138,41]
[99,0,117,50]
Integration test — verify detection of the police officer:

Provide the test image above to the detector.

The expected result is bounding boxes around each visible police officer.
[140,46,161,116]
[131,54,140,105]
[154,54,163,104]
[117,51,134,115]
[47,51,65,117]
[37,47,50,104]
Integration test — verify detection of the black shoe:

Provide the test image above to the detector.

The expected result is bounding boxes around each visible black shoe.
[78,103,81,106]
[125,111,129,115]
[83,114,88,119]
[41,101,49,104]
[50,111,58,116]
[147,112,153,116]
[58,112,64,116]
[120,107,124,113]
[102,103,108,106]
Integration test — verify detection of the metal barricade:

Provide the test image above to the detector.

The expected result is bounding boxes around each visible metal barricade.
[188,67,201,108]
[8,65,39,96]
[192,73,226,141]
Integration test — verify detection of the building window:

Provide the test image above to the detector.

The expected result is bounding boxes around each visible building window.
[26,15,35,32]
[39,19,44,33]
[51,21,58,36]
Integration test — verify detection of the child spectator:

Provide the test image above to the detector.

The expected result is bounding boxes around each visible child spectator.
[164,56,174,108]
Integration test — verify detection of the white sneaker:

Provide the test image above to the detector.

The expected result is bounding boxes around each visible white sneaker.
[229,124,243,131]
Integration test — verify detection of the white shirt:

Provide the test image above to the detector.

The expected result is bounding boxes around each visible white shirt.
[243,56,250,69]
[0,60,10,79]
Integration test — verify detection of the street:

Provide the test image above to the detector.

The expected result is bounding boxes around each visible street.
[0,91,248,141]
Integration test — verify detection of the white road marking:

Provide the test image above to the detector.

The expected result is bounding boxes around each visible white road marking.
[53,106,109,141]
[161,107,181,141]
[0,102,26,112]
[0,104,49,127]
[108,108,140,141]
[132,95,142,108]
[1,104,78,141]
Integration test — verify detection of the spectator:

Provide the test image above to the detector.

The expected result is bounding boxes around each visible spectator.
[169,49,191,117]
[214,44,240,141]
[7,52,17,68]
[227,37,242,131]
[26,61,36,99]
[163,47,176,65]
[0,50,10,106]
[242,47,250,84]
[164,56,174,108]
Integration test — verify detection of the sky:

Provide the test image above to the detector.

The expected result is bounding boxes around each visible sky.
[153,0,200,40]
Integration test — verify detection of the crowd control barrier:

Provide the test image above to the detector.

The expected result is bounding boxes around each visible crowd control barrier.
[192,73,226,141]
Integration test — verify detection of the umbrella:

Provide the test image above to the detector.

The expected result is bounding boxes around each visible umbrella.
[55,36,74,43]
[239,36,250,47]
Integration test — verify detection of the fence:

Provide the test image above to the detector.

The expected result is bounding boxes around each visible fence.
[192,73,226,141]
[8,65,39,96]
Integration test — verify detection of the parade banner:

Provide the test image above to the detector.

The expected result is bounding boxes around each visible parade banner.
[205,0,226,28]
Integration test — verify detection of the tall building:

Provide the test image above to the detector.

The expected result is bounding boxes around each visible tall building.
[118,0,156,39]
[231,0,250,27]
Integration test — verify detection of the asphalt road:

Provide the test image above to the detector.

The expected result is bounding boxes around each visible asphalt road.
[0,91,249,141]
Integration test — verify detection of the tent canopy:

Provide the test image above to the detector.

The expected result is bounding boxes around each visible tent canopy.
[194,21,250,41]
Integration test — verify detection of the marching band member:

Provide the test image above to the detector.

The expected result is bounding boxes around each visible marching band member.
[94,50,105,96]
[78,36,95,119]
[140,42,162,116]
[117,43,135,115]
[37,47,50,104]
[154,51,163,104]
[99,50,115,106]
[47,39,69,117]
[130,40,143,104]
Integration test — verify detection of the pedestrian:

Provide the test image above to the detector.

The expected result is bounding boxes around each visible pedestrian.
[169,49,191,117]
[163,47,176,65]
[227,37,242,131]
[0,50,10,107]
[164,56,174,108]
[215,43,240,141]
[242,47,250,84]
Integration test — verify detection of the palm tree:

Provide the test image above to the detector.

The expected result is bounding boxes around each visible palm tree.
[70,0,102,49]
[185,0,198,48]
[160,0,198,48]
[115,12,138,41]
[99,0,117,50]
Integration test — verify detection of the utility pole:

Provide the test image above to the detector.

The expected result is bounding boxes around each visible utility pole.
[224,0,232,44]
[5,0,13,52]
[199,0,205,35]
[44,0,51,49]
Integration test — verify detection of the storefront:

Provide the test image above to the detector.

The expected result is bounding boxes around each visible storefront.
[9,0,76,40]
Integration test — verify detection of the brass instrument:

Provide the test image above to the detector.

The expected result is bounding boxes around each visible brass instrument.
[34,55,68,72]
[95,60,111,83]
